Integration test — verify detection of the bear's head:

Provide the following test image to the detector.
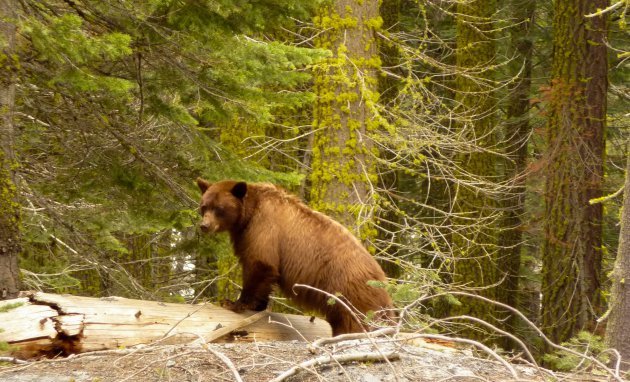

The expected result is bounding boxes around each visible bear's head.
[196,178,247,233]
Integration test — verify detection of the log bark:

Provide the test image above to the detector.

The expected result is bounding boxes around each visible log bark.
[0,292,331,359]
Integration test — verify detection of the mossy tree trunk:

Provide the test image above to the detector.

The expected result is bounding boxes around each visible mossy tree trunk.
[605,140,630,373]
[450,0,499,333]
[496,0,536,349]
[375,0,402,277]
[0,0,21,300]
[310,0,381,244]
[541,0,607,345]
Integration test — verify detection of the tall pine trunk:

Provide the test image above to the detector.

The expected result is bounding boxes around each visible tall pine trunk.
[496,0,536,348]
[376,0,402,277]
[310,0,381,243]
[0,0,21,300]
[451,0,499,335]
[605,140,630,372]
[541,0,608,345]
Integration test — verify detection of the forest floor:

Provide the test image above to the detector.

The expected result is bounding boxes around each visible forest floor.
[0,336,566,382]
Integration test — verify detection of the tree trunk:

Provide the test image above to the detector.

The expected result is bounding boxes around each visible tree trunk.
[450,0,499,335]
[376,0,402,277]
[605,141,630,372]
[310,0,381,243]
[541,0,607,345]
[0,0,21,300]
[496,0,536,349]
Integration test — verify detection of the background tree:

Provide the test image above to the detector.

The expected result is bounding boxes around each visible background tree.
[0,0,21,299]
[605,139,630,372]
[599,0,630,372]
[541,0,608,345]
[496,0,536,347]
[310,0,381,241]
[450,0,501,335]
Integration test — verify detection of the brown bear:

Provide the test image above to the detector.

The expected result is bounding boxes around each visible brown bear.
[196,178,394,335]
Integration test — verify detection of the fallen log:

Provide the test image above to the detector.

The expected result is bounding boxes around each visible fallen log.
[0,292,331,359]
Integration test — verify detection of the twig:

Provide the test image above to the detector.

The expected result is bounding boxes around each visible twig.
[310,327,396,352]
[293,284,401,381]
[599,348,623,379]
[438,315,539,367]
[269,351,400,382]
[191,333,243,382]
[589,185,625,205]
[0,356,29,365]
[441,291,625,382]
[584,1,625,17]
[161,303,208,338]
[204,347,243,382]
[406,333,519,379]
[118,351,195,382]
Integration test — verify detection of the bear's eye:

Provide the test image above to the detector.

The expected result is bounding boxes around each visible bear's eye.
[214,206,225,217]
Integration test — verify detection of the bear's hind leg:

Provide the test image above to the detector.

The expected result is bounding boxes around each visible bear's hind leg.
[326,308,365,336]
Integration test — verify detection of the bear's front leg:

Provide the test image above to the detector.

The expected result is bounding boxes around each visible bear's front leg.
[220,299,249,313]
[223,260,279,313]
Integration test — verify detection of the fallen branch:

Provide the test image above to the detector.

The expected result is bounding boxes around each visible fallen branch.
[310,327,396,352]
[269,350,400,382]
[0,356,28,365]
[408,333,519,379]
[192,333,244,382]
[204,346,244,382]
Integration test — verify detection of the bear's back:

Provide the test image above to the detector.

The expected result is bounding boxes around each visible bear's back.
[244,183,391,314]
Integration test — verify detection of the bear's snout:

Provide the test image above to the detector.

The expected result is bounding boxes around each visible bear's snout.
[199,219,218,233]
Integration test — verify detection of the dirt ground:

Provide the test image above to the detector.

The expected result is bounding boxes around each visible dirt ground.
[0,336,555,382]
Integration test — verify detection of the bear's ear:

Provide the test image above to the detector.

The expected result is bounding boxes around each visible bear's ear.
[196,178,211,194]
[231,182,247,199]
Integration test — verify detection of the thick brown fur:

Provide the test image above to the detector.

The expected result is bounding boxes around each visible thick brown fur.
[196,178,394,336]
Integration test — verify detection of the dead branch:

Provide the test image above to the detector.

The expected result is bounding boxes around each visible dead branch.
[204,346,243,382]
[269,350,400,382]
[192,333,243,382]
[431,292,624,382]
[0,357,28,365]
[408,333,519,379]
[310,327,396,352]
